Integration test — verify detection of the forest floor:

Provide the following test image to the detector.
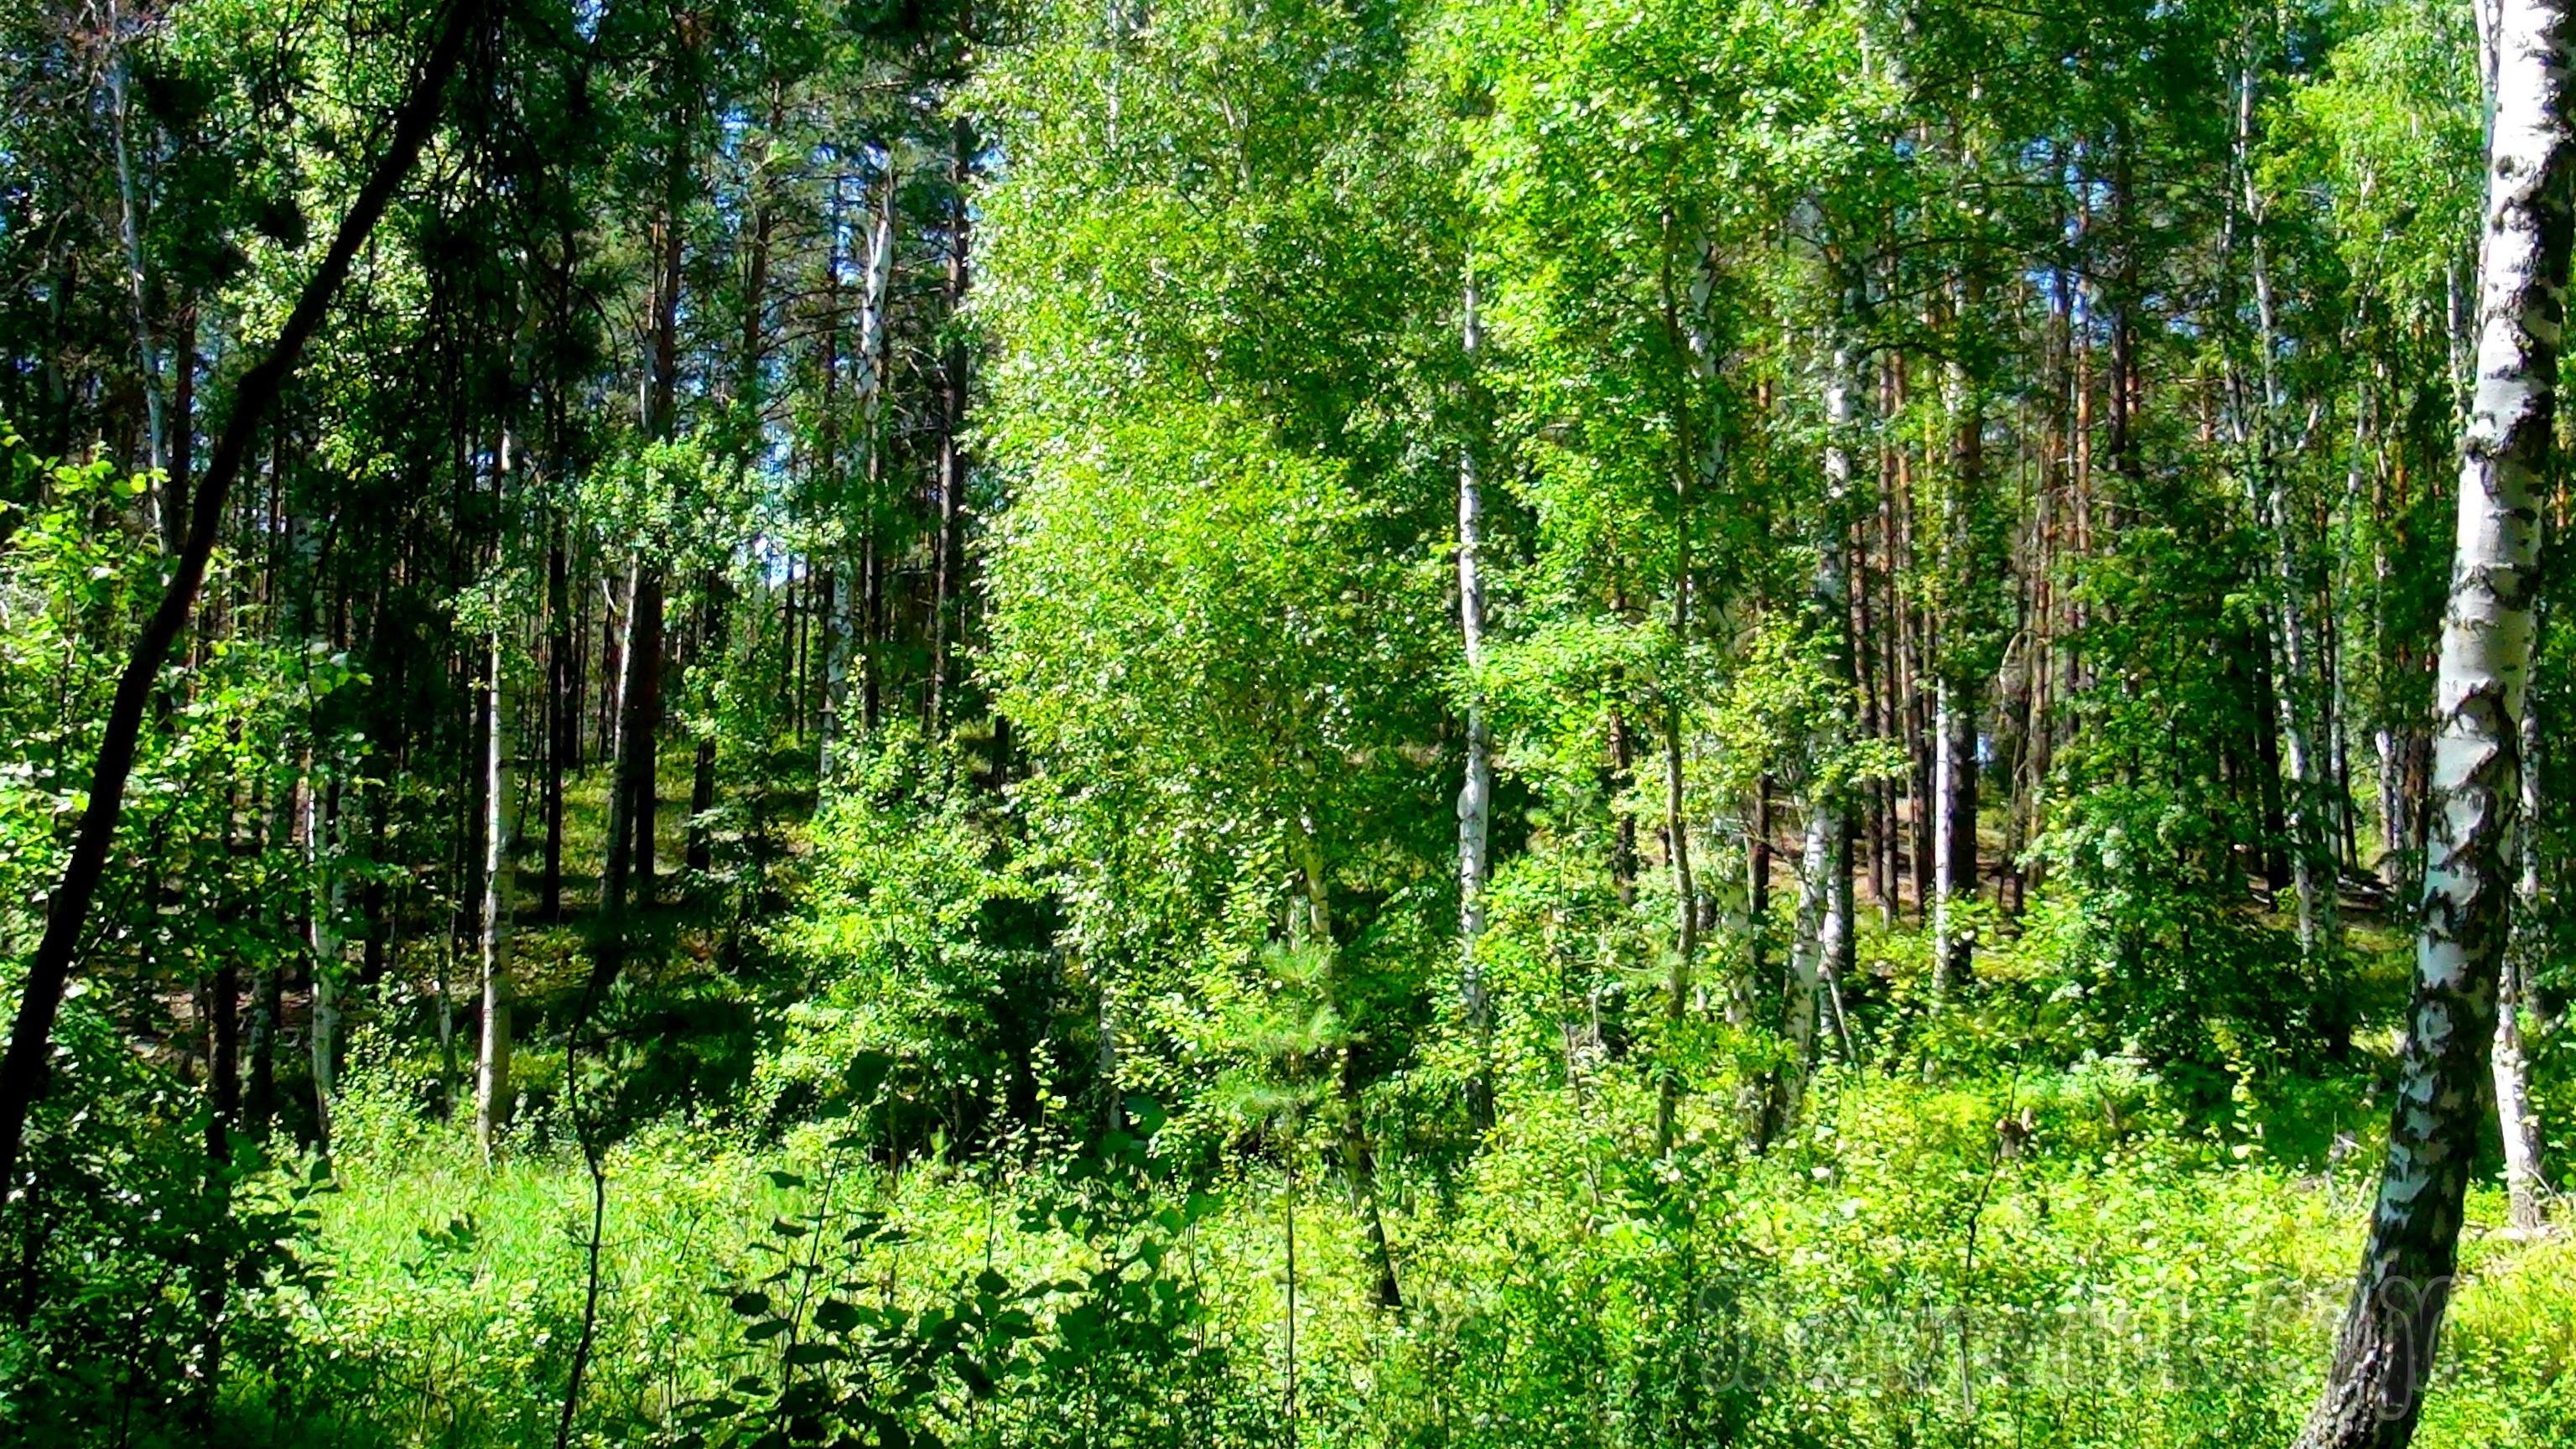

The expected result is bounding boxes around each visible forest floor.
[231,1037,2576,1449]
[195,770,2573,1448]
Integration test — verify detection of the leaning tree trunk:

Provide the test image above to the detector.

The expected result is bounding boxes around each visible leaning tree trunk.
[2297,2,2573,1441]
[0,0,475,1200]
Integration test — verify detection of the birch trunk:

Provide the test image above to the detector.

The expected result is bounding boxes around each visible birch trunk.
[475,630,513,1157]
[2497,687,2549,1228]
[305,771,341,1155]
[107,50,172,536]
[927,119,974,732]
[1769,319,1859,1139]
[820,157,896,776]
[1456,266,1495,1130]
[2298,1,2572,1438]
[2236,62,2340,958]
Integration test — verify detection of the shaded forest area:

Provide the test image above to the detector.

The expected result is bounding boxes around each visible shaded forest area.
[3,0,2575,1445]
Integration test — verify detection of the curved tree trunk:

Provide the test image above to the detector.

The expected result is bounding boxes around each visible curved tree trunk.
[2297,1,2573,1441]
[0,0,477,1199]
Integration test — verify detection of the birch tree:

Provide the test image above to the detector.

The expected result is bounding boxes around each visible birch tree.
[1457,262,1496,1130]
[2298,0,2573,1439]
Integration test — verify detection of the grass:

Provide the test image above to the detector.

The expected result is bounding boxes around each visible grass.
[237,1049,2576,1449]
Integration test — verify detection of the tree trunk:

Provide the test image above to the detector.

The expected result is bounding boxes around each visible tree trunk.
[2498,689,2549,1229]
[475,629,513,1157]
[1656,702,1696,1156]
[1456,266,1496,1131]
[1933,261,1986,995]
[543,519,570,919]
[1744,776,1773,1029]
[2298,2,2572,1439]
[821,153,896,777]
[625,112,688,903]
[108,50,171,533]
[306,771,343,1156]
[927,118,974,732]
[2235,60,2340,958]
[0,0,475,1199]
[1769,316,1860,1140]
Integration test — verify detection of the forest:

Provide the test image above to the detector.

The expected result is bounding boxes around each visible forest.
[0,0,2571,1443]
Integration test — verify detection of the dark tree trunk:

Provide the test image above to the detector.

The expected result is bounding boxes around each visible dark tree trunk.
[0,0,477,1197]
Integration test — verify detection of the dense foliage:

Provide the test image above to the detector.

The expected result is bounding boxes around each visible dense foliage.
[0,0,2570,1444]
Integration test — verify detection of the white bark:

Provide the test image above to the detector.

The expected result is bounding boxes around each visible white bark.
[2300,1,2572,1439]
[1456,266,1494,1121]
[819,158,897,778]
[1775,322,1858,1133]
[304,770,340,1154]
[2236,65,2338,958]
[476,628,514,1157]
[2497,685,2549,1228]
[108,51,169,498]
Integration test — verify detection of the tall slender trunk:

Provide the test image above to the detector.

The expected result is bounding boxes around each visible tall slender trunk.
[1743,776,1773,1029]
[595,559,648,986]
[2236,59,2339,958]
[1655,702,1696,1156]
[1770,314,1860,1138]
[2298,2,2572,1438]
[1456,266,1496,1130]
[624,107,688,903]
[927,118,974,732]
[475,629,513,1157]
[108,51,171,530]
[1933,257,1985,995]
[543,520,570,918]
[2497,686,2549,1228]
[306,771,341,1156]
[1652,231,1727,1154]
[822,154,896,776]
